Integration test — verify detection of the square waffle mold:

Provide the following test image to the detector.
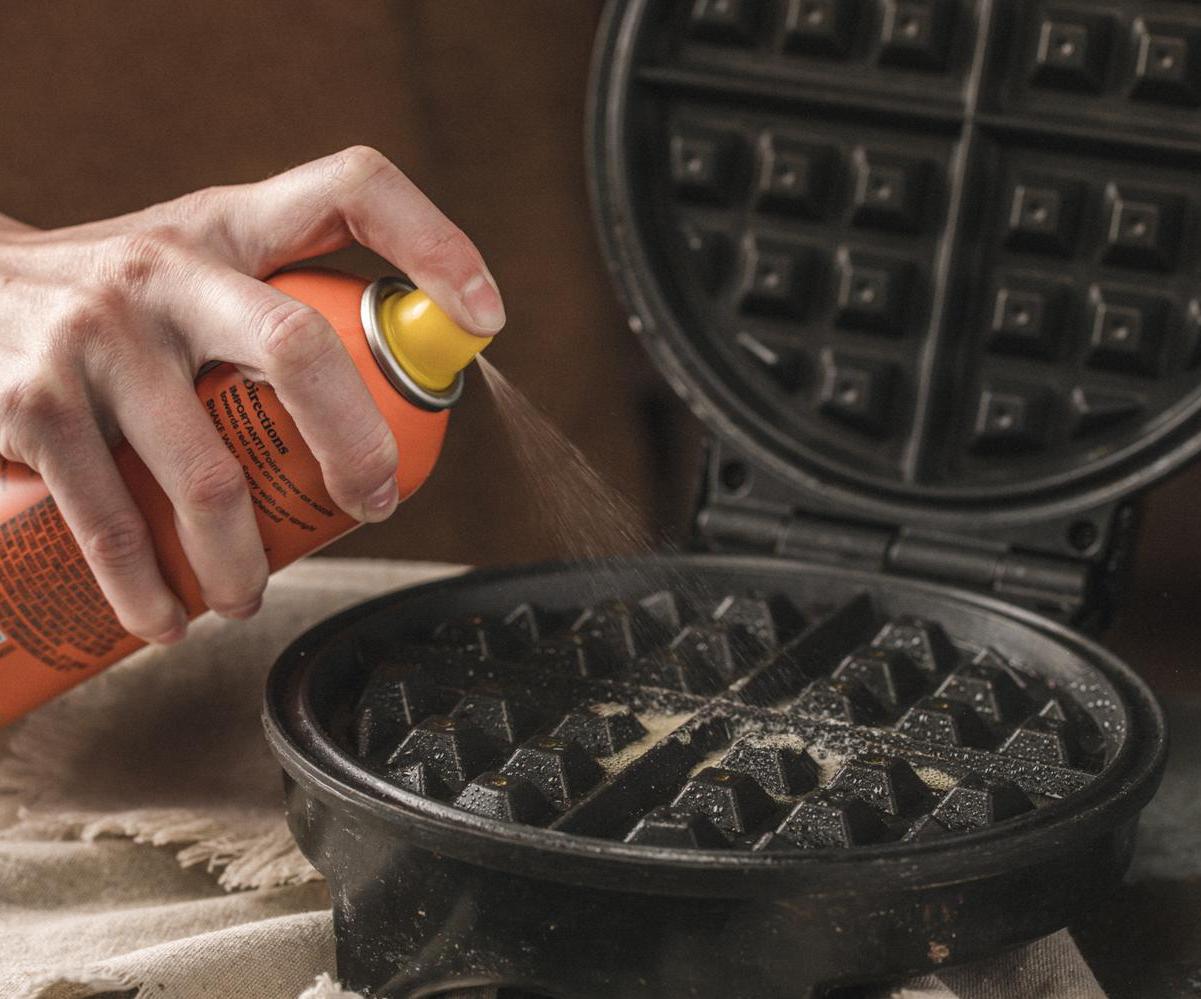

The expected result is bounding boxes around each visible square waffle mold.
[347,585,1109,852]
[593,0,1201,508]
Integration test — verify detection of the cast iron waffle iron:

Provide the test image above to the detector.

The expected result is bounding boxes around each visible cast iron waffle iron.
[262,1,1196,995]
[266,562,1163,997]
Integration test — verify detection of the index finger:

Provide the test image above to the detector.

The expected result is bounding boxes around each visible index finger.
[218,146,505,337]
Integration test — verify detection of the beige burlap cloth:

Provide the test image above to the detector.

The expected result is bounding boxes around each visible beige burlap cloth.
[0,559,1105,999]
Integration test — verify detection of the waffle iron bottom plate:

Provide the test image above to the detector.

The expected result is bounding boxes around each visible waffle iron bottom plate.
[263,555,1165,998]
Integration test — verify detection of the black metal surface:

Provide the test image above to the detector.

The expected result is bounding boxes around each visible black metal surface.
[350,584,1108,850]
[588,0,1201,537]
[263,557,1165,997]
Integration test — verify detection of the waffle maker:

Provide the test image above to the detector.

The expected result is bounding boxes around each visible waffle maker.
[263,1,1199,994]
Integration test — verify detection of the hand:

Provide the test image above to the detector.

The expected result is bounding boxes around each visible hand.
[0,146,505,643]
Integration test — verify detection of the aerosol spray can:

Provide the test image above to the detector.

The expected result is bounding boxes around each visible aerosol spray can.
[0,269,490,723]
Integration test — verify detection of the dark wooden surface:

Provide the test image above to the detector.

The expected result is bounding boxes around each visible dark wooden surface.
[1,1,1197,693]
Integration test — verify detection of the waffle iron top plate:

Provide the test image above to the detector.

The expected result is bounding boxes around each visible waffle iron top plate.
[589,0,1201,524]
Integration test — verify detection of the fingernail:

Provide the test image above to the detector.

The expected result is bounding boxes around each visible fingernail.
[461,272,506,334]
[224,597,263,620]
[151,623,187,646]
[363,479,399,521]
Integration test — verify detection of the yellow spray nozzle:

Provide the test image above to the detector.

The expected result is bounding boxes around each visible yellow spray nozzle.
[378,288,493,392]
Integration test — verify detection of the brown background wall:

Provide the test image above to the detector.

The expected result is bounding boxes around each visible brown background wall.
[0,0,702,568]
[1,1,1197,691]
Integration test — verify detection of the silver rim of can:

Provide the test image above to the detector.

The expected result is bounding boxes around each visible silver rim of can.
[361,277,465,411]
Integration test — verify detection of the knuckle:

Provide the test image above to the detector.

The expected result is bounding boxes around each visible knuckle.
[45,286,137,365]
[259,300,334,373]
[339,421,398,495]
[323,146,401,211]
[118,601,182,642]
[168,187,234,250]
[81,510,151,575]
[178,453,245,513]
[332,144,392,186]
[57,285,126,340]
[0,384,24,454]
[0,378,42,425]
[1,378,74,440]
[206,567,267,615]
[174,186,222,220]
[410,224,477,267]
[109,227,184,291]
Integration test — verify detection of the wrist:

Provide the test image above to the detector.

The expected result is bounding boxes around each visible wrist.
[0,214,38,234]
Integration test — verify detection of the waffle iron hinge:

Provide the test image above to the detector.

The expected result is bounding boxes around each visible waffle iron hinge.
[695,504,1107,628]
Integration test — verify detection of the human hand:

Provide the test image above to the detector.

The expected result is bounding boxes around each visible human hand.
[0,146,504,643]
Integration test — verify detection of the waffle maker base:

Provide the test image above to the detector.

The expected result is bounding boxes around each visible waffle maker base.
[263,555,1164,998]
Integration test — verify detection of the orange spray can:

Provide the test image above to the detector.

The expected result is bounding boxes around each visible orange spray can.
[0,269,491,723]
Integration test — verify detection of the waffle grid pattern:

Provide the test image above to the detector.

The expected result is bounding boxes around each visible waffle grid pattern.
[626,0,1201,494]
[349,588,1109,852]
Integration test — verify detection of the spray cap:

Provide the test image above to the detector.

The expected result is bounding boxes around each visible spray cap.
[377,289,493,393]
